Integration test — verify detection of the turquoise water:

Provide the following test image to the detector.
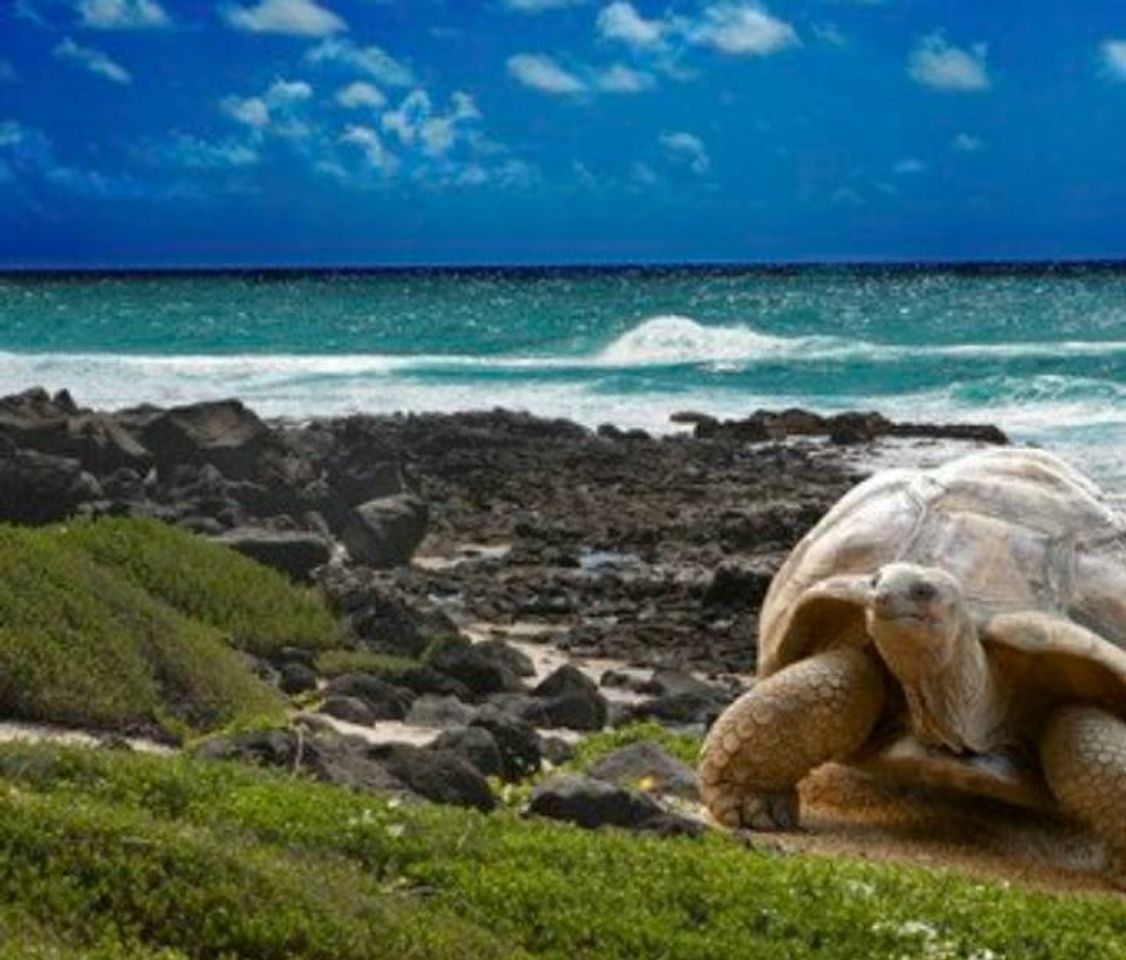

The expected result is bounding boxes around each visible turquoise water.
[1,266,1125,485]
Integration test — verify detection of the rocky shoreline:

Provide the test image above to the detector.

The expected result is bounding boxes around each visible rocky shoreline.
[0,387,1011,832]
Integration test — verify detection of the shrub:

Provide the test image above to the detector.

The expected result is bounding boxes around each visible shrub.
[54,518,341,656]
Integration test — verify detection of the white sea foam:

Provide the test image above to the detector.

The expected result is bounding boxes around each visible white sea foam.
[4,315,1126,487]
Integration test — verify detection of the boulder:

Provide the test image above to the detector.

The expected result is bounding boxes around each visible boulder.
[405,694,478,728]
[368,743,496,812]
[431,726,504,778]
[213,526,333,581]
[529,664,607,731]
[0,448,102,522]
[471,705,542,781]
[474,638,536,677]
[586,741,700,800]
[316,564,457,659]
[319,695,377,726]
[526,775,701,836]
[140,399,273,480]
[278,662,318,696]
[428,636,525,699]
[324,673,413,720]
[340,493,428,568]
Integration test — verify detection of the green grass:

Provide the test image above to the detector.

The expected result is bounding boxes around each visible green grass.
[0,744,1121,960]
[55,518,341,656]
[0,519,344,737]
[567,721,703,770]
[314,649,420,679]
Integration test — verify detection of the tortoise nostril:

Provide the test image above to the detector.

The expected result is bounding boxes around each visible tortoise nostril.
[910,582,937,602]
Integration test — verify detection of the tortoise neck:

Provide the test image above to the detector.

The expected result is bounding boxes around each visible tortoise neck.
[898,616,1007,754]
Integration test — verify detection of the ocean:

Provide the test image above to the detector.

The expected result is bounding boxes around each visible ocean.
[2,264,1125,487]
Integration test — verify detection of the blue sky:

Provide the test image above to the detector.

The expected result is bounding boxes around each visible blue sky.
[1,0,1125,266]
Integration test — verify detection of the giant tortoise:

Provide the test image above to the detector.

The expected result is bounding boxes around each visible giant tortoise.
[699,447,1126,875]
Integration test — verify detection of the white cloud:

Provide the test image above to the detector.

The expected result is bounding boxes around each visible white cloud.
[305,38,414,87]
[380,89,481,156]
[813,22,847,48]
[340,123,397,174]
[507,53,587,95]
[689,3,798,57]
[908,32,990,91]
[222,0,345,37]
[221,95,270,127]
[1100,39,1126,82]
[893,157,926,175]
[52,37,131,84]
[77,0,170,29]
[630,160,659,186]
[335,81,386,109]
[596,2,667,48]
[167,134,258,169]
[659,129,709,174]
[595,63,655,92]
[501,0,587,11]
[951,132,982,152]
[381,89,432,146]
[0,121,25,148]
[265,78,313,105]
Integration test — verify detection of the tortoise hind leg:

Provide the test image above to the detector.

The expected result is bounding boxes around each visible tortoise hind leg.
[699,647,885,830]
[1040,706,1126,880]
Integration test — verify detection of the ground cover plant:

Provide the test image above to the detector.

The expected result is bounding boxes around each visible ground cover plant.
[0,745,1122,960]
[0,519,339,737]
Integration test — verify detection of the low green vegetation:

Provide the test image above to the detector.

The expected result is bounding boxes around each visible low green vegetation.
[55,518,341,656]
[0,744,1122,960]
[568,720,703,770]
[314,648,420,679]
[0,519,341,737]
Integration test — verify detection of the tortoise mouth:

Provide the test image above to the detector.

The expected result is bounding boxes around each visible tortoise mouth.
[869,606,937,628]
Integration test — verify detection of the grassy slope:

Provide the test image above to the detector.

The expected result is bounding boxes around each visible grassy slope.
[0,519,340,737]
[0,745,1122,960]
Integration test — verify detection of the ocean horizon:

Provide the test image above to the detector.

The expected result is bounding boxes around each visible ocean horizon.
[3,262,1126,487]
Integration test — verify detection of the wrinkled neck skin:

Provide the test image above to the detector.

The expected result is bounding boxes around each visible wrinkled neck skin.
[873,612,1008,754]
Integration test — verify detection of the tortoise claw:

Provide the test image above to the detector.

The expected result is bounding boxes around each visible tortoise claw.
[739,789,800,831]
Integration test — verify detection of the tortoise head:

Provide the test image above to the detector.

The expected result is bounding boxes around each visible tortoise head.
[865,563,969,678]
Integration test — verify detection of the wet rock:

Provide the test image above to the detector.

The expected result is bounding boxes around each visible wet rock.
[702,562,774,612]
[319,695,377,726]
[471,705,542,781]
[406,694,478,728]
[341,493,428,568]
[0,449,101,522]
[196,728,299,767]
[431,726,504,778]
[530,664,608,731]
[316,564,457,659]
[369,743,495,812]
[539,735,574,766]
[139,399,274,480]
[428,636,525,699]
[586,741,700,800]
[526,775,701,836]
[213,526,333,581]
[474,638,536,677]
[324,673,413,720]
[278,662,318,695]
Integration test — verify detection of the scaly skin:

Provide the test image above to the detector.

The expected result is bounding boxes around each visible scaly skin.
[699,647,886,829]
[1040,706,1126,882]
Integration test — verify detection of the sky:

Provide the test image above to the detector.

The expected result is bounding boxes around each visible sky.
[1,0,1125,266]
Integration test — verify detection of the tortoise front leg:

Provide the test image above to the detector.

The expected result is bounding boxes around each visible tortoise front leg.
[1040,706,1126,880]
[699,647,885,830]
